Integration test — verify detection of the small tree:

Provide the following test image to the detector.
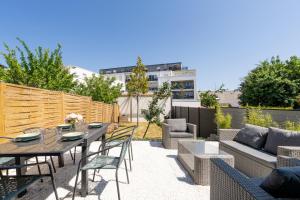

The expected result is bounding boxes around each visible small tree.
[1,38,76,92]
[75,74,122,103]
[126,56,148,126]
[142,82,172,138]
[200,84,226,108]
[215,104,232,129]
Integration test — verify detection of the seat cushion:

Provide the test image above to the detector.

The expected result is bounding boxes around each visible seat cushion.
[260,166,300,198]
[233,124,268,149]
[166,119,187,132]
[221,140,277,168]
[264,127,300,155]
[169,131,193,138]
[81,155,119,170]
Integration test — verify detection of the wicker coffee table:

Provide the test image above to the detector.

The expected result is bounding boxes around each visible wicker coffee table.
[177,139,234,185]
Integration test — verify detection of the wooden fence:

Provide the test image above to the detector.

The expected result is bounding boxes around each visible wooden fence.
[0,82,119,137]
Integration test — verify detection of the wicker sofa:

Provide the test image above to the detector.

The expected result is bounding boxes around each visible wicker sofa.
[162,119,197,149]
[219,128,300,178]
[210,156,300,200]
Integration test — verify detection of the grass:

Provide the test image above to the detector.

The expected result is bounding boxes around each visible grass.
[112,122,162,140]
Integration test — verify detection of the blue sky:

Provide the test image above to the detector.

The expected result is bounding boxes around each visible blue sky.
[1,0,300,90]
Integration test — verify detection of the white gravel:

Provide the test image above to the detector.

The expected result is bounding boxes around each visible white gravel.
[20,141,209,200]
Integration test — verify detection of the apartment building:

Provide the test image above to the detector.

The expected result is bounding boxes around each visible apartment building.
[100,62,197,100]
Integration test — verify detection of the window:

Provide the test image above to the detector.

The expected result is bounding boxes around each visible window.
[172,91,194,99]
[148,75,158,81]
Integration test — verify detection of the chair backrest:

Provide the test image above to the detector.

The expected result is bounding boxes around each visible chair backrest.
[117,135,132,168]
[111,125,136,137]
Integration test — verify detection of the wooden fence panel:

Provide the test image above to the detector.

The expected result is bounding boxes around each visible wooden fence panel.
[3,83,45,135]
[0,83,120,137]
[63,93,91,122]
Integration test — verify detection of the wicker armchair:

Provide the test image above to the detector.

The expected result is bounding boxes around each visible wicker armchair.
[210,156,300,200]
[162,120,197,149]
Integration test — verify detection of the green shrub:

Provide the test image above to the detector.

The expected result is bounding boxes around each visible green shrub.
[215,104,232,129]
[283,121,300,131]
[244,107,277,127]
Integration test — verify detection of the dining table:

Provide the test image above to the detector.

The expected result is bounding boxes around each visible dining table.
[0,123,110,197]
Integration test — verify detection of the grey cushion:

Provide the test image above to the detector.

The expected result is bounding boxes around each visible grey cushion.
[221,140,277,168]
[166,119,187,132]
[233,124,269,149]
[169,131,193,138]
[264,127,300,155]
[260,166,300,198]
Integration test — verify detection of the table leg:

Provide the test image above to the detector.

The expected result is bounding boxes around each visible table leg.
[58,153,65,168]
[15,157,26,176]
[80,144,88,197]
[101,134,106,155]
[15,157,27,198]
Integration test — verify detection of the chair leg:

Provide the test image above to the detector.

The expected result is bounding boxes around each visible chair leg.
[128,149,132,171]
[72,168,81,200]
[50,174,59,200]
[92,169,97,182]
[70,150,74,160]
[73,146,76,165]
[115,170,121,200]
[124,160,129,184]
[35,156,43,182]
[130,143,133,161]
[50,156,56,173]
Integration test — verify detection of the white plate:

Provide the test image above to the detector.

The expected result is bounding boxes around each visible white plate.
[89,123,102,126]
[16,132,41,139]
[62,132,84,138]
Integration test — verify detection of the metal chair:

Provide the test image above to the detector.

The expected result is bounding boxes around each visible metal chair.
[72,134,132,200]
[101,126,136,170]
[0,161,58,200]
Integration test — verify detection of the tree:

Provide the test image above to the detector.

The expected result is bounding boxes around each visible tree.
[1,38,76,92]
[142,82,171,138]
[75,74,122,103]
[200,84,226,108]
[239,56,300,107]
[126,56,148,126]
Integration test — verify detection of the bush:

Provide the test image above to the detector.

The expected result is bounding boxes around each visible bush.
[283,121,300,131]
[215,104,232,129]
[244,107,277,127]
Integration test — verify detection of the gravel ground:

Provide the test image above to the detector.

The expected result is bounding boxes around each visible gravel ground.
[20,141,209,200]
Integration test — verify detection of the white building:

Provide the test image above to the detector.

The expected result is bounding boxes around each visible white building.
[100,62,198,101]
[66,65,97,83]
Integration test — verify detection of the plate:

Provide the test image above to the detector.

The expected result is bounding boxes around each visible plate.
[88,123,102,128]
[15,132,41,142]
[57,124,72,129]
[61,132,84,141]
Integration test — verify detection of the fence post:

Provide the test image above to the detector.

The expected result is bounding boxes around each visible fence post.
[0,83,5,136]
[61,92,65,123]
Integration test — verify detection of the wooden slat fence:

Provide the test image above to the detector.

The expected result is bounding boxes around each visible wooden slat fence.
[0,82,120,137]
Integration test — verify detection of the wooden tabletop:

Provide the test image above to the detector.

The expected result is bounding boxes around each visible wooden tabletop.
[0,123,109,157]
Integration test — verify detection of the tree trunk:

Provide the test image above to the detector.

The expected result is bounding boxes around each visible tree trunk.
[143,122,151,138]
[130,96,132,122]
[136,95,139,126]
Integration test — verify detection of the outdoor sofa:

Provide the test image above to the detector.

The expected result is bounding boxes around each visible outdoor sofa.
[219,124,300,178]
[162,118,197,149]
[210,156,300,200]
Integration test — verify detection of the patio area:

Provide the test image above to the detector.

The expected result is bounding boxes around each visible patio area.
[20,141,209,200]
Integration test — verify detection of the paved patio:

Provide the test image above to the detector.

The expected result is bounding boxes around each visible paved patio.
[20,141,209,200]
